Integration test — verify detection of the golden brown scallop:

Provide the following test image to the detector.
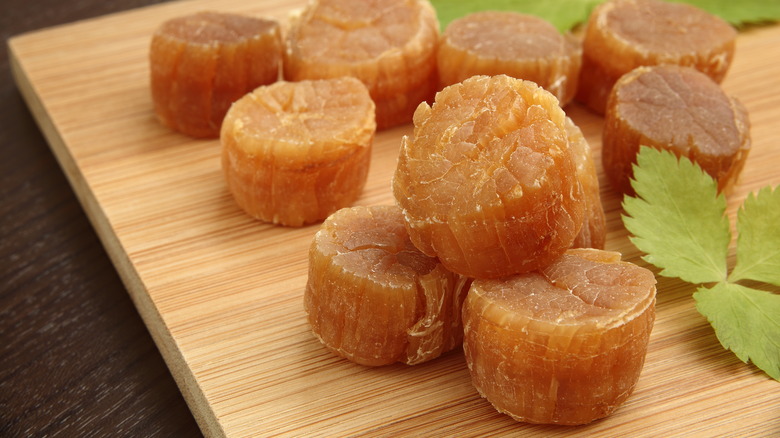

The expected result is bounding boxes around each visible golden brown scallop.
[576,0,736,115]
[566,117,606,249]
[221,77,375,226]
[393,75,585,279]
[438,11,581,106]
[283,0,439,129]
[602,64,750,195]
[305,205,472,366]
[462,248,657,425]
[150,11,282,137]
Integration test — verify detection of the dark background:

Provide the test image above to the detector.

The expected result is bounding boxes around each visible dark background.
[1,1,202,436]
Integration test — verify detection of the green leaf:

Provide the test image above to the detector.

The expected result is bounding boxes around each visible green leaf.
[694,282,780,380]
[622,147,730,284]
[730,186,780,285]
[671,0,780,27]
[430,0,780,33]
[431,0,603,32]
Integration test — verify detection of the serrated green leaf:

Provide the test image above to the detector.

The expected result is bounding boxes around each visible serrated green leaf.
[430,0,780,33]
[622,147,730,284]
[694,282,780,380]
[730,186,780,285]
[672,0,780,27]
[622,148,729,281]
[430,0,603,32]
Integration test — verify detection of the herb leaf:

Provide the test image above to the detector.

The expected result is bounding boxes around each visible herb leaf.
[678,0,780,27]
[694,282,780,380]
[623,147,780,381]
[622,147,730,284]
[430,0,602,32]
[730,186,780,285]
[430,0,780,32]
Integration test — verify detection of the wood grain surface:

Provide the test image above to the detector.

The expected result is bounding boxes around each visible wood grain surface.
[0,1,201,436]
[9,1,780,436]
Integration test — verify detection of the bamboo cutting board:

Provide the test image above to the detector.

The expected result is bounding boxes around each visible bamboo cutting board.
[9,1,780,436]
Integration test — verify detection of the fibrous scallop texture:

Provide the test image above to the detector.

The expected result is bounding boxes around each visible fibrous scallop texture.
[462,248,657,425]
[603,64,750,195]
[283,0,439,129]
[576,0,737,115]
[393,74,585,279]
[150,11,282,137]
[566,117,606,249]
[438,11,582,106]
[221,77,375,227]
[305,205,472,366]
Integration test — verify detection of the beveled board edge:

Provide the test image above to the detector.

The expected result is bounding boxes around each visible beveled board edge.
[8,25,227,438]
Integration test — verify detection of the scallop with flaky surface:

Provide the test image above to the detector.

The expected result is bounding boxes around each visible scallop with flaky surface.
[393,75,585,279]
[566,117,606,249]
[221,77,375,227]
[438,11,581,106]
[602,64,750,195]
[150,11,282,137]
[576,0,736,114]
[305,205,472,366]
[284,0,439,129]
[462,248,657,425]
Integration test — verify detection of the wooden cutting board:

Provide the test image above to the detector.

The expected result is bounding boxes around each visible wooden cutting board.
[9,1,780,436]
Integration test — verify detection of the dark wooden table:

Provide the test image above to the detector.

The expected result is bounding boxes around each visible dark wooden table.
[1,1,202,436]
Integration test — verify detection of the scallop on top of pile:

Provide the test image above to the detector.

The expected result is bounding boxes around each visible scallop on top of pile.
[438,11,582,106]
[565,117,606,250]
[284,0,439,129]
[393,74,586,279]
[576,0,737,114]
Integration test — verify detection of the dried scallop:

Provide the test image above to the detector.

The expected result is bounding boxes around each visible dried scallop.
[305,205,471,366]
[150,11,282,137]
[284,0,439,129]
[438,11,581,106]
[576,0,736,115]
[603,65,750,194]
[221,77,375,226]
[393,75,585,279]
[462,248,657,425]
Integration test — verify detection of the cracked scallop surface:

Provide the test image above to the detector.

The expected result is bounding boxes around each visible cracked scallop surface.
[576,0,736,115]
[438,11,581,106]
[393,74,585,279]
[603,64,751,195]
[283,0,439,129]
[305,205,472,366]
[566,117,606,250]
[462,248,657,425]
[150,11,282,138]
[221,77,375,227]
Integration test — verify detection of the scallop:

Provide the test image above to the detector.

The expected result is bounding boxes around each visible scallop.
[462,248,657,425]
[150,11,282,137]
[305,205,471,366]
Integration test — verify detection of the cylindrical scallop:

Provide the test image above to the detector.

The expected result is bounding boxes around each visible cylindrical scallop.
[221,77,376,227]
[603,65,751,195]
[566,117,606,249]
[462,248,657,425]
[283,0,439,129]
[438,11,582,106]
[393,75,585,279]
[305,205,472,366]
[150,11,282,138]
[576,0,737,115]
